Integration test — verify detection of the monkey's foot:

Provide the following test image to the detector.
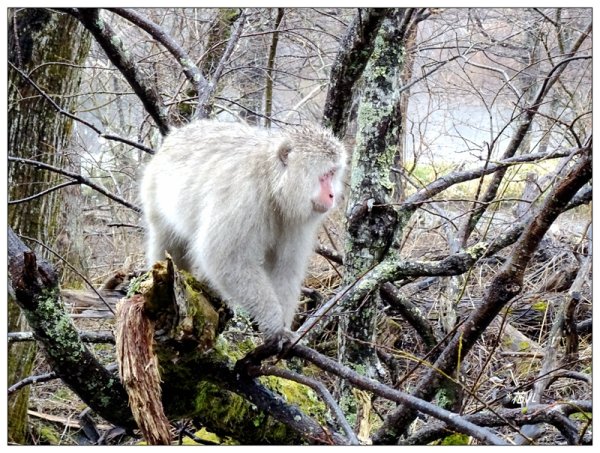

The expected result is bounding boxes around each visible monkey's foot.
[234,334,293,375]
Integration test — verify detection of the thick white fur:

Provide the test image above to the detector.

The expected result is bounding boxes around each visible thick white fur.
[141,120,346,340]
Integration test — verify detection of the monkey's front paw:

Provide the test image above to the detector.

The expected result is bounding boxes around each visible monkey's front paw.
[234,331,291,375]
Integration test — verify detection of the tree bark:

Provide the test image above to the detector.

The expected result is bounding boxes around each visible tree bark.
[339,6,415,382]
[8,227,136,429]
[322,8,389,138]
[7,8,91,443]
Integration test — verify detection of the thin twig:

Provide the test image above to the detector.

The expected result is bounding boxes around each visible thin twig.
[8,156,140,213]
[196,10,247,119]
[259,364,360,445]
[8,60,155,154]
[8,180,79,205]
[108,8,208,99]
[8,372,58,395]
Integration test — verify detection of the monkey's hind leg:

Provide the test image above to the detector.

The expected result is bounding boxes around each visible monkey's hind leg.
[145,222,193,271]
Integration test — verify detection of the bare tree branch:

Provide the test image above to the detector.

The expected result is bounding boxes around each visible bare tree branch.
[291,344,509,445]
[65,8,171,135]
[8,372,59,396]
[8,156,141,213]
[8,331,115,344]
[374,151,592,443]
[195,10,248,119]
[108,8,209,102]
[258,364,360,445]
[457,21,592,242]
[8,60,155,154]
[402,400,592,445]
[8,180,79,205]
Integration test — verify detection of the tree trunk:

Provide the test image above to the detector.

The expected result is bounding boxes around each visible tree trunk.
[7,8,90,443]
[336,8,415,423]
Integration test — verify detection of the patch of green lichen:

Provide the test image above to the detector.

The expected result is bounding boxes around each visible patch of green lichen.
[440,433,470,445]
[191,380,300,444]
[126,273,146,297]
[466,241,488,259]
[259,374,327,422]
[338,393,358,427]
[531,300,548,311]
[35,288,83,356]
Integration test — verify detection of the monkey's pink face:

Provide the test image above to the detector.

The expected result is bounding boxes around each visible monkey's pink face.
[312,168,338,213]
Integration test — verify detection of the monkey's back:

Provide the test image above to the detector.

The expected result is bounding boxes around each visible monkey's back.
[141,120,283,245]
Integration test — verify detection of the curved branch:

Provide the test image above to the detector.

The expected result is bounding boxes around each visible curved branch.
[108,8,208,99]
[259,364,360,445]
[402,400,592,445]
[401,145,588,210]
[8,180,79,205]
[8,60,155,154]
[65,8,171,135]
[8,372,58,396]
[8,156,141,213]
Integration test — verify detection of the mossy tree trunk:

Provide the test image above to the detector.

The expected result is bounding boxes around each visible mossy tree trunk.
[338,8,414,379]
[7,8,90,443]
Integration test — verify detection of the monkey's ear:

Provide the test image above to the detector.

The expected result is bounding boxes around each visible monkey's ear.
[277,141,292,166]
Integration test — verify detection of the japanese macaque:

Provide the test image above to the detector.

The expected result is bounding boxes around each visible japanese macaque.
[141,119,347,348]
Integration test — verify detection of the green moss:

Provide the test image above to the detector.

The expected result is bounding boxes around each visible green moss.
[569,412,592,422]
[30,421,62,445]
[518,341,532,351]
[259,375,327,422]
[440,433,470,445]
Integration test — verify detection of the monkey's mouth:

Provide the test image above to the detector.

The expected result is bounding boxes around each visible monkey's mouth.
[312,201,329,213]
